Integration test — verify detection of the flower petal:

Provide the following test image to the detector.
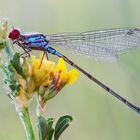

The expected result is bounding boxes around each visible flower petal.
[31,55,55,87]
[54,58,67,75]
[67,69,79,84]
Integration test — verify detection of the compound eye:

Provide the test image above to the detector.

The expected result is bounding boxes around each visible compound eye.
[9,29,20,40]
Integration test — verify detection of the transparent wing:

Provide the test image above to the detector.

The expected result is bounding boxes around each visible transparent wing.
[47,28,140,61]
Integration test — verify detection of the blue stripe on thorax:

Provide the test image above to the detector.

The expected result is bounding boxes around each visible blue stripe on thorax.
[26,36,47,47]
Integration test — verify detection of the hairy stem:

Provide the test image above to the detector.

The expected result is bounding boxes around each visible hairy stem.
[18,107,35,140]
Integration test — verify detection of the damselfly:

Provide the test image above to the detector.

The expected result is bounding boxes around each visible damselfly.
[8,28,140,114]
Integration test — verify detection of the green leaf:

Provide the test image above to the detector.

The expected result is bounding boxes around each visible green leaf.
[0,64,9,76]
[11,53,23,75]
[54,115,73,140]
[46,118,54,140]
[37,116,48,140]
[0,43,4,50]
[37,116,54,140]
[4,42,13,59]
[10,84,20,96]
[8,62,15,73]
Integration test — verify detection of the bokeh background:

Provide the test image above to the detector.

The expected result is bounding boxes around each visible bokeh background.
[0,0,140,140]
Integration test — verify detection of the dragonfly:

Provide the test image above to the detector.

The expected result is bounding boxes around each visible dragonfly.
[8,27,140,114]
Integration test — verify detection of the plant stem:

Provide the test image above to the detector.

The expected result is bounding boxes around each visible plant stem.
[36,104,43,140]
[18,107,35,140]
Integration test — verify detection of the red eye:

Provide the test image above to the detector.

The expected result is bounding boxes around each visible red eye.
[9,29,20,40]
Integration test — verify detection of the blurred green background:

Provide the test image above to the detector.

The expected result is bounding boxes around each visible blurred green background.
[1,0,140,140]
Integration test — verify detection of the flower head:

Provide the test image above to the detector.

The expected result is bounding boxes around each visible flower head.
[31,53,78,109]
[1,53,35,107]
[1,50,78,109]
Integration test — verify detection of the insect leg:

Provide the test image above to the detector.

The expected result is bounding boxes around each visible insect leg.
[39,51,46,69]
[16,42,32,57]
[20,48,32,57]
[46,52,49,60]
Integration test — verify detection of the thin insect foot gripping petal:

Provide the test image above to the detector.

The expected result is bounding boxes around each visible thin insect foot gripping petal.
[8,28,140,115]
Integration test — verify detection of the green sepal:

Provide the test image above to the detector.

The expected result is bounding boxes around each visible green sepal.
[22,57,30,77]
[54,115,73,140]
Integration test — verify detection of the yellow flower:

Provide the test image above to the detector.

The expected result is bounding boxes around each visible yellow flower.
[31,53,79,108]
[31,54,78,88]
[31,54,55,87]
[3,50,79,109]
[54,58,78,85]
